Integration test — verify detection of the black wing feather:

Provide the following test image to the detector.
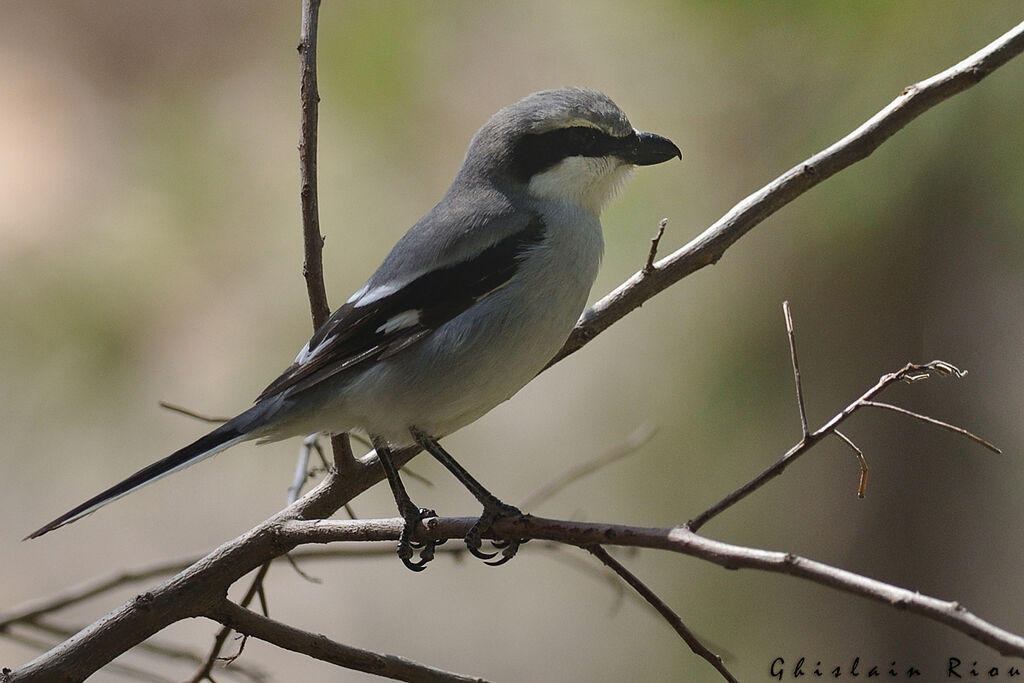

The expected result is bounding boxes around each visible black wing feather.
[256,215,546,402]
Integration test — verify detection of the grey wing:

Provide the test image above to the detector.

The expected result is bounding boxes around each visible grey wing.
[255,211,546,402]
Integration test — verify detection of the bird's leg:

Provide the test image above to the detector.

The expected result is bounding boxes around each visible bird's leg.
[371,436,438,571]
[410,427,525,566]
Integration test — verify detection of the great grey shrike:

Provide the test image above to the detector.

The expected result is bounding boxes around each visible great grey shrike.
[28,87,680,570]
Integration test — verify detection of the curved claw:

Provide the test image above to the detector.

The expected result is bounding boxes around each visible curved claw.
[396,506,439,572]
[400,552,430,572]
[463,504,526,566]
[467,542,500,561]
[483,541,520,566]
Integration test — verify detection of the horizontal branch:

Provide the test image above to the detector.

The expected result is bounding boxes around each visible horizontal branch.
[278,515,1024,658]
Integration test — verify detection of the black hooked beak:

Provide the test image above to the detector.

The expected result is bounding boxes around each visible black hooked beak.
[623,130,682,166]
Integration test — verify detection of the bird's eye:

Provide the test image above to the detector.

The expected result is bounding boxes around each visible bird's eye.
[571,127,599,150]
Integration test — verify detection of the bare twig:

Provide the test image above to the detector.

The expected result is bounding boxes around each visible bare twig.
[860,400,1002,454]
[517,422,657,510]
[0,545,446,638]
[687,354,995,533]
[189,561,273,682]
[549,20,1024,367]
[288,434,329,504]
[643,218,668,275]
[783,301,809,438]
[833,429,868,499]
[206,599,489,683]
[585,545,738,683]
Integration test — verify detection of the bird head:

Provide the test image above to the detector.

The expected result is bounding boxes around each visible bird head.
[460,88,681,215]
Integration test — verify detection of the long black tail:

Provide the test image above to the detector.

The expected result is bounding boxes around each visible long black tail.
[25,417,252,540]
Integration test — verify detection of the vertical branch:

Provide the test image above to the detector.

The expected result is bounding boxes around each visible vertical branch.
[297,1,355,470]
[783,301,809,439]
[298,0,329,329]
[298,0,328,329]
[191,10,361,677]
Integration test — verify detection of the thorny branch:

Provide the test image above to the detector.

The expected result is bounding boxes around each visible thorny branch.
[5,17,1023,683]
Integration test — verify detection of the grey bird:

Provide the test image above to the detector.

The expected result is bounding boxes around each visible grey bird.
[27,87,681,569]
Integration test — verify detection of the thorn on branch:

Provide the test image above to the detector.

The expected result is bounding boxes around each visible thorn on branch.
[643,218,669,275]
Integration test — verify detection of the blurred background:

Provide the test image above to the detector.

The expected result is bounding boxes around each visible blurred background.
[2,2,1022,681]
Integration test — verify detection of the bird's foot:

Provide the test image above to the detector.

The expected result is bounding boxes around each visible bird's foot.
[465,502,526,566]
[397,505,441,572]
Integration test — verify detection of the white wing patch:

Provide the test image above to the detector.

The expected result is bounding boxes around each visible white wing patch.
[293,341,312,364]
[375,309,421,335]
[345,284,369,304]
[353,283,400,308]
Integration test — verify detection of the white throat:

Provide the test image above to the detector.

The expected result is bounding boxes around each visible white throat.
[527,156,635,217]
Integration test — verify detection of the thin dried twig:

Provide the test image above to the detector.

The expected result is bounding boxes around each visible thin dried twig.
[189,562,273,682]
[586,545,737,683]
[643,218,668,275]
[783,301,810,438]
[686,298,1000,533]
[187,3,359,676]
[833,429,868,499]
[296,0,355,474]
[860,400,1002,454]
[517,422,657,510]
